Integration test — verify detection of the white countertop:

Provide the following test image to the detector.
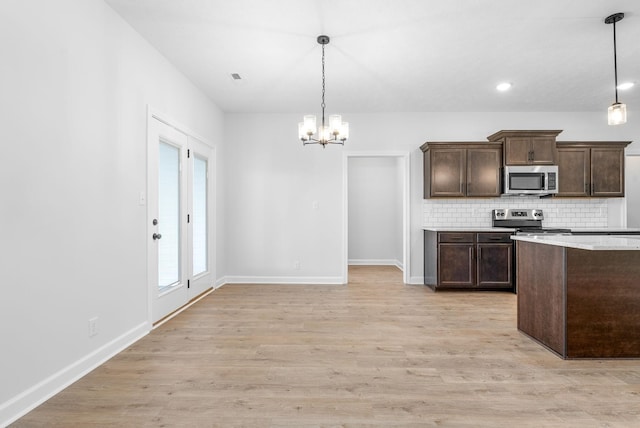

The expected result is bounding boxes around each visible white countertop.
[512,234,640,251]
[423,227,516,232]
[424,227,640,234]
[570,228,640,233]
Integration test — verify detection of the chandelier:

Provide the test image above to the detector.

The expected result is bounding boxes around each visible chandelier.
[298,35,349,147]
[604,13,627,125]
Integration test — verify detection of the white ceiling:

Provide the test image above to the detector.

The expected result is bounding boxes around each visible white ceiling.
[105,0,640,114]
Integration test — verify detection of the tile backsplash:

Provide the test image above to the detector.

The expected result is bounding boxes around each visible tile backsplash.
[423,197,609,228]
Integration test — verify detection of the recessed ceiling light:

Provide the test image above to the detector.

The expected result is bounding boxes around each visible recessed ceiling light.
[496,82,512,92]
[617,82,634,90]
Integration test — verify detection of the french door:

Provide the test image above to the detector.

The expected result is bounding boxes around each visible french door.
[148,116,214,324]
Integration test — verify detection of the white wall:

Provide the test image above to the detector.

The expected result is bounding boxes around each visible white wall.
[224,111,639,285]
[2,1,640,422]
[222,114,344,283]
[0,0,224,423]
[626,155,640,228]
[348,157,403,266]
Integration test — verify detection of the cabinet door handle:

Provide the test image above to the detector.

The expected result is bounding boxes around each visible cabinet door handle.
[585,183,589,194]
[592,183,595,194]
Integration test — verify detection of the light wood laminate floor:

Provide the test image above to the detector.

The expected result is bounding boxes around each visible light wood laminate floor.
[13,266,640,427]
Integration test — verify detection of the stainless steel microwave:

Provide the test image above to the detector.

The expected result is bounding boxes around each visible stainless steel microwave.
[503,165,558,195]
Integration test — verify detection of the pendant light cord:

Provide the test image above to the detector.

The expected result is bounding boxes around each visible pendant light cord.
[613,19,619,103]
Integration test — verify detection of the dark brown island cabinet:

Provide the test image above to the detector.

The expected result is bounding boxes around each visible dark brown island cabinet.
[487,130,562,166]
[423,231,513,290]
[556,141,631,197]
[516,239,640,358]
[420,142,502,198]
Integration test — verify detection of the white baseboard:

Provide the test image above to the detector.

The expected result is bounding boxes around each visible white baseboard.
[221,275,345,285]
[214,276,226,289]
[0,322,149,427]
[348,259,403,270]
[411,276,429,285]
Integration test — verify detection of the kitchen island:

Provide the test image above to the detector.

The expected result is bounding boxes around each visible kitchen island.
[512,235,640,359]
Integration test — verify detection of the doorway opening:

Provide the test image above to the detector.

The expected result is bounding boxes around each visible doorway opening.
[343,152,410,284]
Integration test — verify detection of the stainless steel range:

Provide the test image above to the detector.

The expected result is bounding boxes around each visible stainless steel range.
[492,209,571,236]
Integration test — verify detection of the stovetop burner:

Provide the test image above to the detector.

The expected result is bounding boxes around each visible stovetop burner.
[515,227,572,236]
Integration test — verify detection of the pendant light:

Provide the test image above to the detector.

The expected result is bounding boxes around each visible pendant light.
[605,13,627,125]
[298,35,349,147]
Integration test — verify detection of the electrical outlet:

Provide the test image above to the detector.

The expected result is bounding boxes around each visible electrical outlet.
[294,260,301,270]
[88,317,98,337]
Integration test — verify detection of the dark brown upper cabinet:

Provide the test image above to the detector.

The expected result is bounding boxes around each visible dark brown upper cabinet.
[487,130,562,166]
[556,141,630,197]
[421,142,502,198]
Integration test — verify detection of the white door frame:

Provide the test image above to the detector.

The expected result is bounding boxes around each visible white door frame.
[342,151,411,284]
[146,106,217,327]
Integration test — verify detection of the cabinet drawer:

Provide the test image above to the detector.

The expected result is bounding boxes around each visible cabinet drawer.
[438,232,475,243]
[477,233,512,243]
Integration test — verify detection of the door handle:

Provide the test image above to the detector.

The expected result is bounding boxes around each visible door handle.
[153,233,162,240]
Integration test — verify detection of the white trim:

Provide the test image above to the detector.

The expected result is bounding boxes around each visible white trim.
[153,287,214,329]
[148,107,215,149]
[0,323,149,427]
[223,276,345,285]
[214,276,227,289]
[410,276,428,285]
[348,259,403,269]
[343,151,411,284]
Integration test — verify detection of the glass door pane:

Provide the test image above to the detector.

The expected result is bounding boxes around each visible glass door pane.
[192,155,208,276]
[158,141,181,290]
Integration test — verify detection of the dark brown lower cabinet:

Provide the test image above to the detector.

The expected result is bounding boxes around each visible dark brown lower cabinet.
[424,231,513,291]
[477,242,512,287]
[438,243,475,287]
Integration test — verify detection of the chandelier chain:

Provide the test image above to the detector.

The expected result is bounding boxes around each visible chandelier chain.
[321,43,326,126]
